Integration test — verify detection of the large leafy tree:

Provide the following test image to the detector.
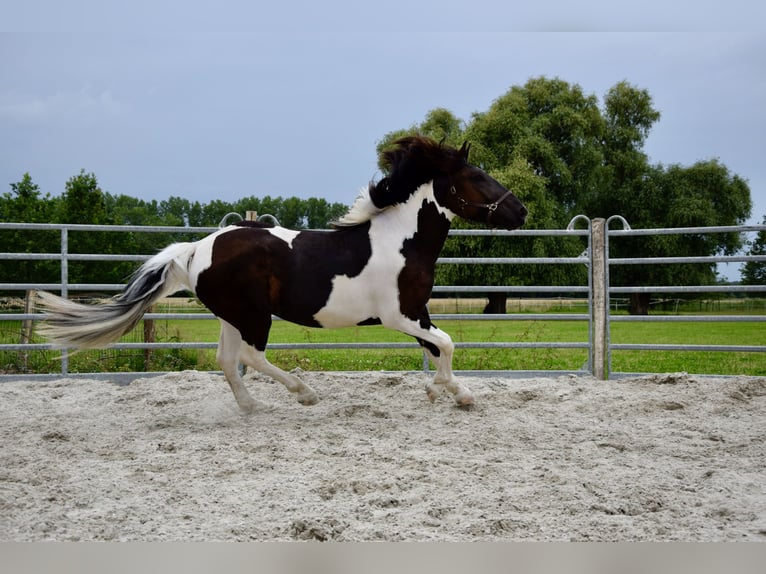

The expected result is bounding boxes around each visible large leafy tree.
[579,81,751,313]
[378,80,599,312]
[379,77,752,314]
[2,173,54,222]
[468,77,607,213]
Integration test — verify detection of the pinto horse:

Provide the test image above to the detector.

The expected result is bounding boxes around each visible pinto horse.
[37,136,527,411]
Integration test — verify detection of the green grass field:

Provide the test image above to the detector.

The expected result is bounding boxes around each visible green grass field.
[6,316,762,376]
[2,298,764,376]
[183,318,766,375]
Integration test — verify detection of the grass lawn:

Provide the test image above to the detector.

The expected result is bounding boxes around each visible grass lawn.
[3,312,764,377]
[138,316,766,376]
[609,321,766,375]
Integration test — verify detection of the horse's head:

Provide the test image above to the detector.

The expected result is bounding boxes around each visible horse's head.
[347,136,527,231]
[440,141,527,230]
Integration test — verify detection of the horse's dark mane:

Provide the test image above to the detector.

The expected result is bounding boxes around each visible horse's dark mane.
[332,136,468,228]
[373,136,468,207]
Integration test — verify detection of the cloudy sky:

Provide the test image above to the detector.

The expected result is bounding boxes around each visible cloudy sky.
[2,1,765,233]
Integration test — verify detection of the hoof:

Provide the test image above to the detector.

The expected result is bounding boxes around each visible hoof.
[297,389,319,406]
[425,383,441,403]
[454,390,475,407]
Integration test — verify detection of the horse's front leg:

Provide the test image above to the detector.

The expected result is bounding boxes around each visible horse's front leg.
[419,329,475,406]
[392,316,474,406]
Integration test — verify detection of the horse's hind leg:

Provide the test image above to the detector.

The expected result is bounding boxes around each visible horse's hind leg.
[239,345,318,406]
[216,319,263,413]
[218,319,318,409]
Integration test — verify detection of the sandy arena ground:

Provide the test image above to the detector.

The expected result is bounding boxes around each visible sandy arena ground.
[0,369,764,541]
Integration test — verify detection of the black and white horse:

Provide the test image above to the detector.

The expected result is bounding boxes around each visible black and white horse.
[38,136,527,411]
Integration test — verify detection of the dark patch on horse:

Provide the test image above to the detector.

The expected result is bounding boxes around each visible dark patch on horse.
[416,336,440,358]
[195,226,290,349]
[196,223,375,343]
[397,199,451,321]
[282,223,373,323]
[397,199,452,357]
[357,317,382,326]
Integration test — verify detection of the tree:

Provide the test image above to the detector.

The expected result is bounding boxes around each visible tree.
[600,160,752,313]
[574,82,752,313]
[741,215,766,285]
[378,76,753,314]
[0,173,59,286]
[468,77,607,213]
[103,193,174,277]
[304,197,348,229]
[104,193,162,227]
[157,196,195,227]
[589,81,661,214]
[378,78,597,312]
[58,170,118,285]
[200,199,237,227]
[59,170,107,225]
[2,173,53,222]
[462,78,603,310]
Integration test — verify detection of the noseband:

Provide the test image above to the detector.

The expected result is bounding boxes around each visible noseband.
[450,185,516,226]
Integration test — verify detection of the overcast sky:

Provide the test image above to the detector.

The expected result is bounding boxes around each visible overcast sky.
[2,1,765,235]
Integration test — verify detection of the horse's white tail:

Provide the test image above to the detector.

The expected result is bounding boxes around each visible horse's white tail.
[37,242,198,349]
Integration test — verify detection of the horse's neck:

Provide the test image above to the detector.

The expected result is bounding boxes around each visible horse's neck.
[379,183,454,262]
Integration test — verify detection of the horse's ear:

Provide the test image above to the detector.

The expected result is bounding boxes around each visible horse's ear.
[459,141,471,160]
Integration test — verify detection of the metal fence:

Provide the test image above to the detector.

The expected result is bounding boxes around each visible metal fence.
[600,217,766,377]
[1,217,764,381]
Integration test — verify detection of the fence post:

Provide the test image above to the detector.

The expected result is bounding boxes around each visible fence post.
[590,218,608,380]
[143,304,155,370]
[20,289,36,371]
[60,227,69,376]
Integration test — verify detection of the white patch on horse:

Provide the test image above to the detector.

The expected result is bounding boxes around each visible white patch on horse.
[186,227,233,291]
[267,226,300,247]
[314,182,450,328]
[187,226,299,291]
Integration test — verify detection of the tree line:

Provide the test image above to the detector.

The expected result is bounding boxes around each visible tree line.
[0,170,348,287]
[2,76,763,311]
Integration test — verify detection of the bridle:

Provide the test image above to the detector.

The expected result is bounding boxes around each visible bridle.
[449,185,516,226]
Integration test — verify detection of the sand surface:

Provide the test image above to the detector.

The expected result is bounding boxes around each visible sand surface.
[1,369,764,541]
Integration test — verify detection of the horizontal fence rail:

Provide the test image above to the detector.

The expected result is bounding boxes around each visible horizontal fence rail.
[602,218,766,377]
[1,217,765,381]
